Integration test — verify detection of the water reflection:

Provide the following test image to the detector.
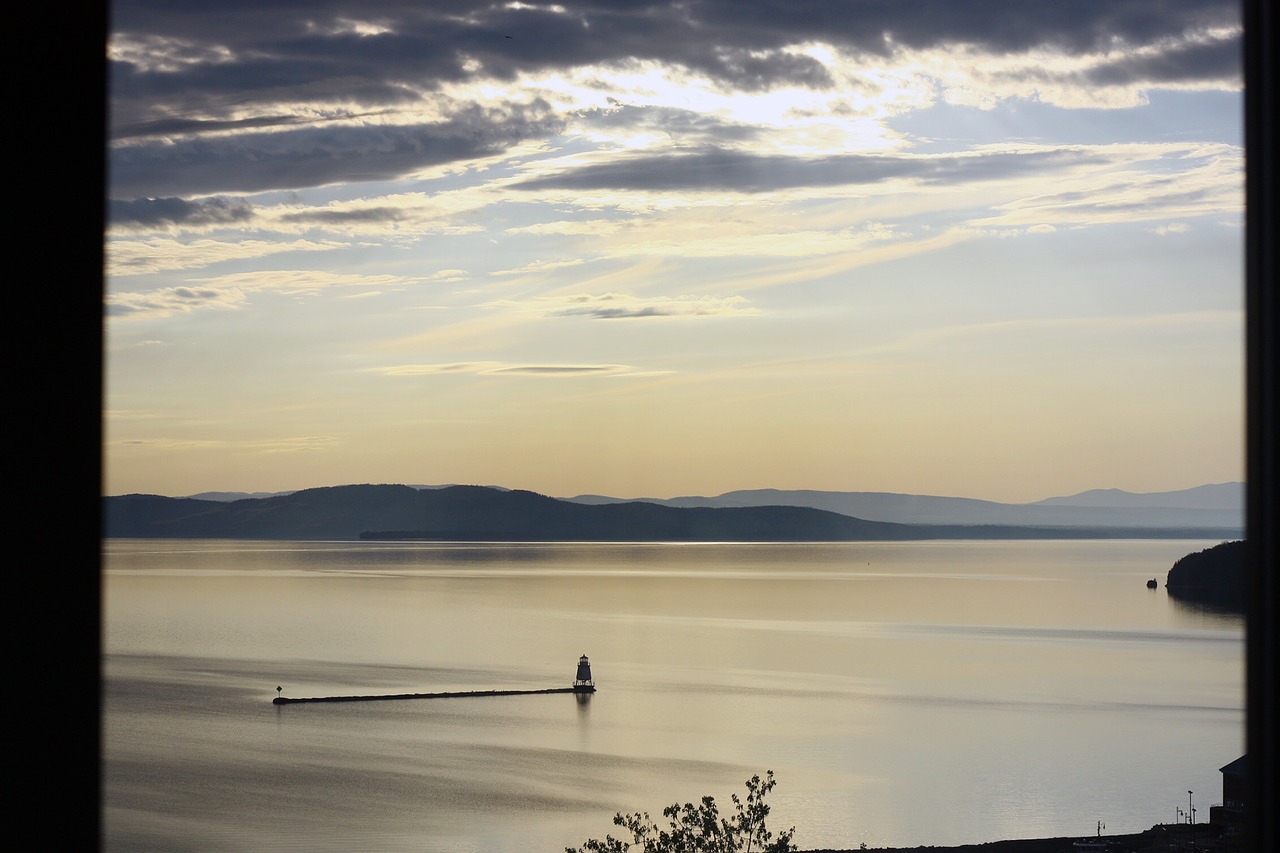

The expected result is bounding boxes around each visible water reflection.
[102,539,1243,852]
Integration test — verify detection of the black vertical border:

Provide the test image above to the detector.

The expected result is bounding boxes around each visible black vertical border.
[1244,0,1278,850]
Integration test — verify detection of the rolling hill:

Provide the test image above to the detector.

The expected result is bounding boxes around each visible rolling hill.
[103,483,1243,541]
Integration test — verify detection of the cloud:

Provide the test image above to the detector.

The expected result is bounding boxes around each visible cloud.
[107,435,338,453]
[109,196,255,228]
[109,1,1240,92]
[252,436,341,454]
[108,270,417,317]
[280,206,409,225]
[576,103,764,147]
[540,292,761,319]
[106,238,350,275]
[242,190,499,241]
[491,258,589,277]
[927,309,1242,344]
[108,283,248,317]
[108,0,1240,200]
[484,364,631,376]
[109,105,567,198]
[969,142,1241,227]
[380,362,502,376]
[513,145,1106,193]
[378,361,635,377]
[1085,30,1241,86]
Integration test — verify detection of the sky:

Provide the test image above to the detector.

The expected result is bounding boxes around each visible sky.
[104,0,1245,503]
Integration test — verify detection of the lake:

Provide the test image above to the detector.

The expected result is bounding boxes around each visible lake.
[101,538,1244,852]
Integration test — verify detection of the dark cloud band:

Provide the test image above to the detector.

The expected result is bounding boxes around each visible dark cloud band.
[109,107,565,199]
[514,146,1107,193]
[108,0,1240,201]
[109,196,255,227]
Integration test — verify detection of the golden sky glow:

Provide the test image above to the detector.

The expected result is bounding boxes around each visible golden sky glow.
[105,1,1244,501]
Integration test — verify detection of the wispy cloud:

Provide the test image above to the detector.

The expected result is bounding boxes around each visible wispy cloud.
[108,435,338,453]
[512,147,1106,193]
[484,364,633,376]
[537,292,761,319]
[108,270,419,318]
[376,361,646,377]
[107,238,351,275]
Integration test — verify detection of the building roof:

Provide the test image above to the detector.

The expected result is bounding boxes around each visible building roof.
[1219,755,1247,775]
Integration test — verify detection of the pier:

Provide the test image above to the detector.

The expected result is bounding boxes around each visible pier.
[273,653,597,705]
[273,686,592,705]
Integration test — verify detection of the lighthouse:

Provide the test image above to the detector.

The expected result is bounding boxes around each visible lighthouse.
[573,654,595,693]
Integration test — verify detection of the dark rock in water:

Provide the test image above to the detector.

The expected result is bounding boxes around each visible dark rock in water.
[1166,539,1247,613]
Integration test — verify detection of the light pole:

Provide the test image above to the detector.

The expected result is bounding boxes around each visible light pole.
[1188,790,1195,847]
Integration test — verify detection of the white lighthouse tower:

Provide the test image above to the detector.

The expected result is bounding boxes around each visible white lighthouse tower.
[573,654,595,693]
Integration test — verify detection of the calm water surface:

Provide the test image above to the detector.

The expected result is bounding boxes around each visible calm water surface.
[101,539,1243,852]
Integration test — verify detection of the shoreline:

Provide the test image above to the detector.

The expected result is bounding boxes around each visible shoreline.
[804,823,1227,853]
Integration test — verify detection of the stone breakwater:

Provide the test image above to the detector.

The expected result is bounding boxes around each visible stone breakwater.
[273,686,593,704]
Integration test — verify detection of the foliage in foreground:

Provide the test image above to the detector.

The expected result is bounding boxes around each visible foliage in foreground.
[568,771,797,853]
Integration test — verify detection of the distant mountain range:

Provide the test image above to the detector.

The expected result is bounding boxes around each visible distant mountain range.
[563,482,1244,529]
[104,482,1243,541]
